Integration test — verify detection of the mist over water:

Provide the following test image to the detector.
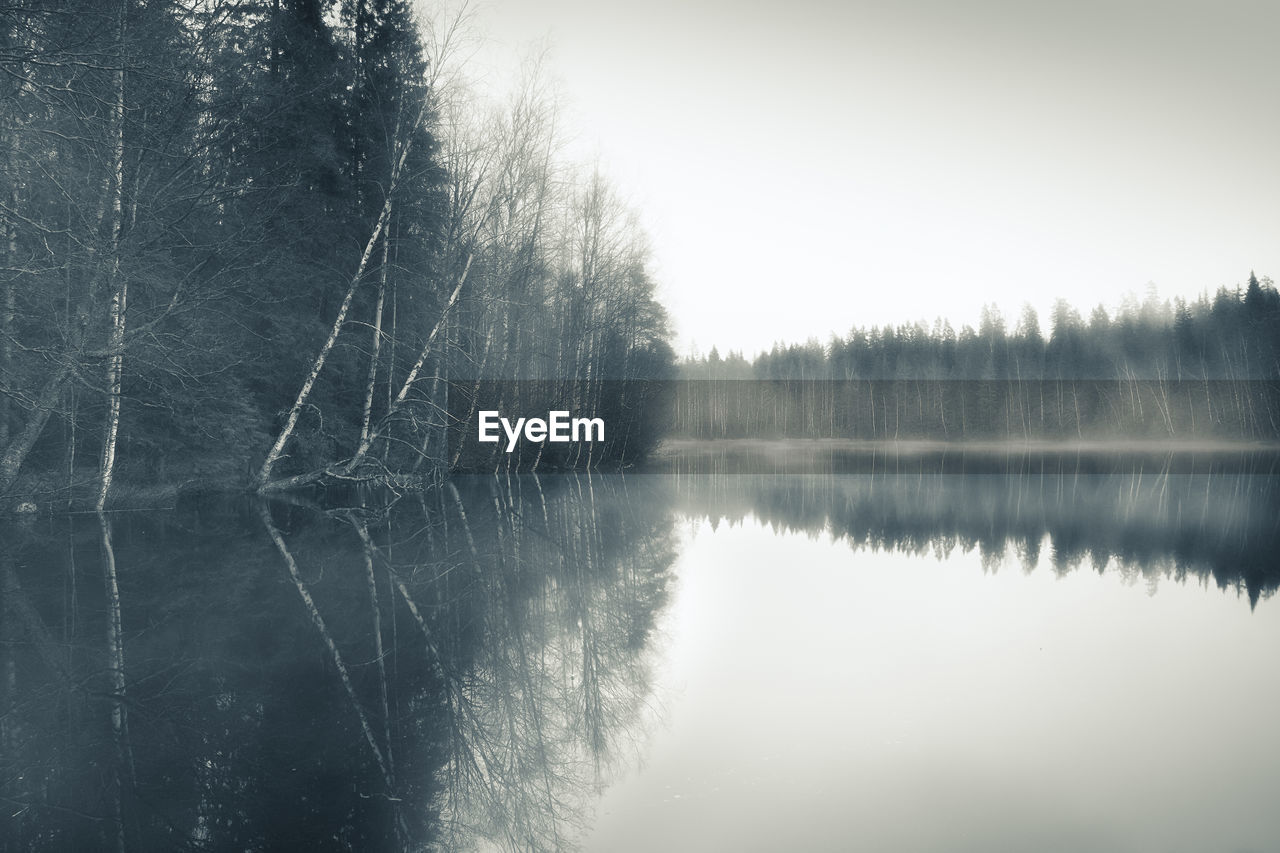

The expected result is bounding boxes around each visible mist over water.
[2,454,1278,850]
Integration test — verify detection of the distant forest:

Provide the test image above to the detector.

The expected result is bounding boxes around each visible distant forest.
[0,0,675,507]
[676,276,1280,441]
[687,276,1280,381]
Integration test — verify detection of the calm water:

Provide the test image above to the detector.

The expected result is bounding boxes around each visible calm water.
[3,461,1279,851]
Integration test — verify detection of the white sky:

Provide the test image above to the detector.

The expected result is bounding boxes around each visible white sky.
[454,0,1280,356]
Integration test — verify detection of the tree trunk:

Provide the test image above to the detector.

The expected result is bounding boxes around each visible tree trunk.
[358,224,391,451]
[338,255,472,476]
[258,258,470,492]
[449,318,493,468]
[96,0,128,511]
[96,279,127,510]
[0,361,73,497]
[1,182,13,452]
[254,107,426,491]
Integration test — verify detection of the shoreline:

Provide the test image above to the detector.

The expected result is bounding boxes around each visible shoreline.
[7,438,1280,515]
[656,437,1280,455]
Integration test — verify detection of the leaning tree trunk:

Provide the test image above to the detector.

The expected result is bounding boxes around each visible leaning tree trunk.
[254,106,426,492]
[342,256,471,473]
[358,219,391,451]
[260,257,472,492]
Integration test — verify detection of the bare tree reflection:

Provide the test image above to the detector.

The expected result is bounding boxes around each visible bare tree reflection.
[376,474,676,852]
[1,515,140,851]
[1,472,676,850]
[98,513,133,853]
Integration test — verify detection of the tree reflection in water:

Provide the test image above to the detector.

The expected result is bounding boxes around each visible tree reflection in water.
[674,470,1280,607]
[1,464,1276,850]
[0,475,676,852]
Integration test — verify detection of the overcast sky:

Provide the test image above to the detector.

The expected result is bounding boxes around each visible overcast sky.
[460,0,1279,356]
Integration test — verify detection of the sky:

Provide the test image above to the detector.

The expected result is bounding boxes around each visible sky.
[455,0,1279,356]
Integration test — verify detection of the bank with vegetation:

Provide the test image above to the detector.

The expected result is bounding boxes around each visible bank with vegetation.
[0,0,675,511]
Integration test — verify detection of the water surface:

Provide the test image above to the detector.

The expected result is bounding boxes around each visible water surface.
[2,462,1278,851]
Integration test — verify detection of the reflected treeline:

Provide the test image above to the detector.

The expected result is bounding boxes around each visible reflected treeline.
[0,476,676,851]
[672,470,1280,608]
[650,440,1280,476]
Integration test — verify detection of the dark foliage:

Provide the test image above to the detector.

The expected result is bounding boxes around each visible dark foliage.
[0,0,674,505]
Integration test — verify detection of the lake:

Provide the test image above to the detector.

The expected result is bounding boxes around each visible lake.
[3,450,1279,851]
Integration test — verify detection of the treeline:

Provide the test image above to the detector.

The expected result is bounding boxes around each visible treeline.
[687,276,1280,381]
[674,277,1280,441]
[670,379,1280,441]
[0,0,673,507]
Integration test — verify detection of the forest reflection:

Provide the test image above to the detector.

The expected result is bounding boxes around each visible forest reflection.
[1,476,676,852]
[675,469,1280,609]
[2,463,1277,851]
